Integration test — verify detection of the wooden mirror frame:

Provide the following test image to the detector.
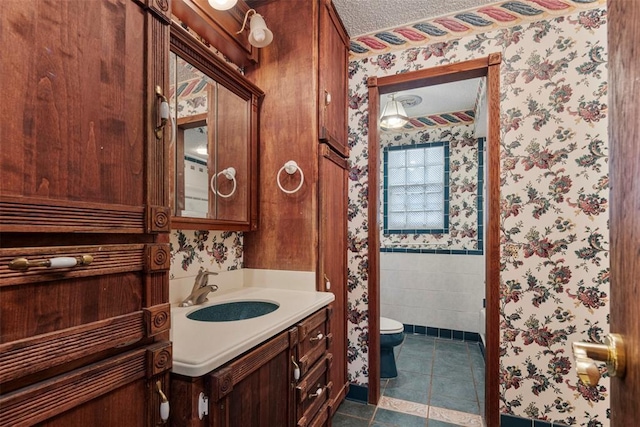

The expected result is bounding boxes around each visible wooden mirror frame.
[170,22,264,231]
[366,54,501,427]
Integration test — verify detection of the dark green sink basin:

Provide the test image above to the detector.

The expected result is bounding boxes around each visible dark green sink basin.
[187,301,279,322]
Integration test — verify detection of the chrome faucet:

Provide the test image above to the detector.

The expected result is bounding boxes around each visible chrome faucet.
[179,268,219,307]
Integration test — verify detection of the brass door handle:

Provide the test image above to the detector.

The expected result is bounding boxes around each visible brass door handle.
[571,333,626,387]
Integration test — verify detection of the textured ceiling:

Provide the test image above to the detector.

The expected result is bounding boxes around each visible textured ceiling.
[332,0,499,37]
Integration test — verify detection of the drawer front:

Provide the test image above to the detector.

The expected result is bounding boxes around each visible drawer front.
[306,401,330,427]
[0,244,170,385]
[296,354,333,425]
[0,342,172,427]
[297,308,330,374]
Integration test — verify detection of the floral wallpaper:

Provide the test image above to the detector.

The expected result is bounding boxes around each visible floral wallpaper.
[169,230,243,279]
[346,4,609,426]
[380,124,482,251]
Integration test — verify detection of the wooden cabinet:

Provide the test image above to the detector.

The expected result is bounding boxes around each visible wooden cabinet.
[318,0,350,157]
[243,0,350,414]
[169,306,332,427]
[318,145,349,411]
[0,1,172,425]
[169,22,263,231]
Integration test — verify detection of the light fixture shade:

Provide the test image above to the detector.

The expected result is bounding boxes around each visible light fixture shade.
[380,96,409,129]
[248,13,273,48]
[208,0,237,11]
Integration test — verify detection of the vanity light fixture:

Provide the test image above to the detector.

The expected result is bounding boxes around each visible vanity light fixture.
[207,0,237,11]
[236,9,273,48]
[380,93,409,129]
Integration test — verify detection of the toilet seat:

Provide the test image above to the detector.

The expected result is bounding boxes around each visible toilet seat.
[380,317,404,334]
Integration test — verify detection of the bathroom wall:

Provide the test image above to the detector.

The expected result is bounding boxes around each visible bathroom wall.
[380,252,484,333]
[346,2,610,425]
[379,124,485,332]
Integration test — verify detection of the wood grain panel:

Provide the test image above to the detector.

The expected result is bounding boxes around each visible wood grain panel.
[0,272,143,343]
[318,0,350,157]
[243,0,320,271]
[0,348,148,427]
[209,330,290,401]
[0,312,145,385]
[318,144,349,412]
[1,1,147,213]
[608,0,640,424]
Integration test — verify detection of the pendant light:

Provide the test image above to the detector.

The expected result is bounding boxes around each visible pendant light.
[380,94,409,129]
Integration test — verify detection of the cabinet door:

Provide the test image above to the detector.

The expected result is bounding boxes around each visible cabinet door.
[317,144,349,412]
[318,0,349,157]
[0,0,170,234]
[208,331,294,427]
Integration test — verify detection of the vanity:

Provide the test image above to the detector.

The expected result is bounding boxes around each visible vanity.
[170,287,335,427]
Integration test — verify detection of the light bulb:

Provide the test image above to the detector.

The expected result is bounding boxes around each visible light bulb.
[252,29,265,43]
[207,0,237,11]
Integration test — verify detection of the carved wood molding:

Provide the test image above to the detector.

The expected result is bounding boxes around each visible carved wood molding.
[0,196,145,233]
[0,312,145,385]
[148,0,172,24]
[144,303,171,336]
[146,243,171,271]
[146,341,173,377]
[0,244,146,286]
[488,52,503,65]
[0,348,147,427]
[148,205,171,233]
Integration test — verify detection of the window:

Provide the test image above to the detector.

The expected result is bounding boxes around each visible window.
[383,142,449,234]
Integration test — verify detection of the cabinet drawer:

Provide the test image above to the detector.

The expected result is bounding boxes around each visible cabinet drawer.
[306,401,330,427]
[296,354,333,426]
[0,342,171,427]
[0,244,170,385]
[297,307,331,374]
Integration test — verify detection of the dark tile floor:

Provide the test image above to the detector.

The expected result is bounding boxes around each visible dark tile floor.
[332,334,485,426]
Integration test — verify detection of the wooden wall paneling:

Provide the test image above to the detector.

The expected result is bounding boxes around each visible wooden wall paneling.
[172,0,258,68]
[244,0,320,271]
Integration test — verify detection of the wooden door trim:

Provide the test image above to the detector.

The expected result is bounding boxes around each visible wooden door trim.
[608,0,640,424]
[366,55,501,427]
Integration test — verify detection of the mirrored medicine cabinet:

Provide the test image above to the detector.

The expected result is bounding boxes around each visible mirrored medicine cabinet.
[169,22,263,231]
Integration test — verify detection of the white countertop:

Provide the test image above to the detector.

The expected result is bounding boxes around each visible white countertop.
[171,287,335,377]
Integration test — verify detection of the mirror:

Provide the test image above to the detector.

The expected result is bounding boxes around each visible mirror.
[169,22,263,231]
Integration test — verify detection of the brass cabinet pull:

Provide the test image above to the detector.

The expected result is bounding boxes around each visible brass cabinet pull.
[571,333,626,387]
[155,85,170,140]
[309,332,324,343]
[156,381,170,423]
[9,255,94,271]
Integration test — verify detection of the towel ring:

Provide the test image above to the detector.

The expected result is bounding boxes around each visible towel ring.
[210,167,237,198]
[277,160,304,194]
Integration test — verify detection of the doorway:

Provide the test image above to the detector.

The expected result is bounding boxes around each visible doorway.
[366,55,502,427]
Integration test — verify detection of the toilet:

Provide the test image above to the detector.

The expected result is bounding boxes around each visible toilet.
[380,317,405,378]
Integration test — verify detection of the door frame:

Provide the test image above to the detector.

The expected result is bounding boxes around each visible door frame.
[366,54,502,427]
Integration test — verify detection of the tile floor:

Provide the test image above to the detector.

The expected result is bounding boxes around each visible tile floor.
[332,334,485,427]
